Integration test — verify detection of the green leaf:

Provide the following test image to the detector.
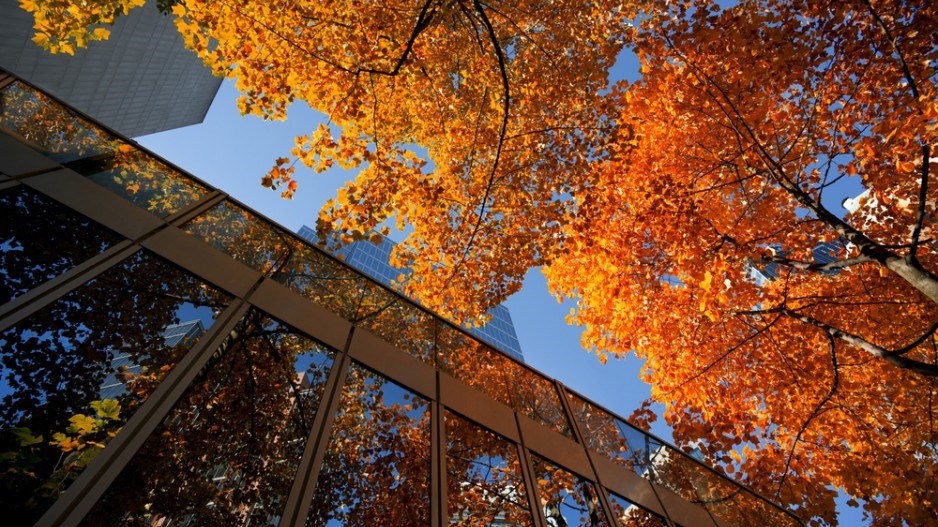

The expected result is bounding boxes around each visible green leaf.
[90,399,120,421]
[68,414,98,436]
[12,427,43,447]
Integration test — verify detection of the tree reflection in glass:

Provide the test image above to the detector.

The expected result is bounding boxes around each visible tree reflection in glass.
[565,393,648,476]
[64,147,209,219]
[446,411,535,527]
[438,325,571,438]
[274,242,369,321]
[183,201,295,276]
[82,310,335,526]
[0,81,119,163]
[353,282,436,365]
[0,251,229,525]
[0,185,122,305]
[308,362,431,526]
[531,455,607,527]
[606,492,668,527]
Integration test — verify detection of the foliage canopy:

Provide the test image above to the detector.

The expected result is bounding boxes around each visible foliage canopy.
[21,0,938,524]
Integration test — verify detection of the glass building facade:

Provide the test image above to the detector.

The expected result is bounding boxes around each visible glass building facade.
[0,71,803,527]
[296,226,524,362]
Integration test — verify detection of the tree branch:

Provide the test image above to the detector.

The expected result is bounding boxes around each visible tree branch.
[885,321,938,358]
[755,253,873,272]
[445,0,511,286]
[667,38,938,305]
[910,144,931,261]
[776,332,839,498]
[775,307,938,376]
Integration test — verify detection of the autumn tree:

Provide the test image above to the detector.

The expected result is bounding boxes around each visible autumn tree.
[20,0,938,524]
[22,0,635,322]
[545,0,938,524]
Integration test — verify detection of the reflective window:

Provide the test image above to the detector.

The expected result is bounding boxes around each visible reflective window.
[0,185,122,305]
[643,440,751,524]
[354,282,435,365]
[446,411,534,526]
[308,363,431,526]
[274,243,369,320]
[184,201,294,275]
[65,148,208,218]
[606,492,668,527]
[531,455,607,527]
[439,323,571,437]
[705,490,801,527]
[0,251,229,524]
[566,393,650,475]
[0,81,119,163]
[83,310,335,526]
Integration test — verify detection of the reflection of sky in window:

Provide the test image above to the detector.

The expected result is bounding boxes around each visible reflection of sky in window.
[533,457,604,527]
[316,364,429,527]
[293,348,333,378]
[0,301,218,406]
[607,492,667,527]
[446,413,530,525]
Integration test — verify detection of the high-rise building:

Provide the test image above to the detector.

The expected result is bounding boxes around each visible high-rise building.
[297,225,524,362]
[0,2,221,137]
[746,239,848,285]
[0,71,802,527]
[99,320,205,400]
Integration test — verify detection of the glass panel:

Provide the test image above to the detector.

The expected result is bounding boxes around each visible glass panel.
[82,310,335,526]
[274,243,369,320]
[696,480,799,527]
[184,201,294,275]
[445,411,534,526]
[308,362,431,526]
[0,81,119,163]
[0,185,122,305]
[606,492,668,527]
[438,323,571,437]
[531,455,607,527]
[566,393,649,475]
[65,149,208,218]
[644,440,738,516]
[354,282,435,365]
[0,251,230,524]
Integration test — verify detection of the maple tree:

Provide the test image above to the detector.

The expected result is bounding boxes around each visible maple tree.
[18,0,938,524]
[544,0,938,525]
[21,0,634,323]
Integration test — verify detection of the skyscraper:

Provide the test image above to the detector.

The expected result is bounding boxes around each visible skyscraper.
[297,225,524,362]
[0,2,221,137]
[99,320,205,400]
[0,70,802,527]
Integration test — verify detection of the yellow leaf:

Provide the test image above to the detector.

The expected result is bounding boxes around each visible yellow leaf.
[68,414,98,435]
[31,32,50,48]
